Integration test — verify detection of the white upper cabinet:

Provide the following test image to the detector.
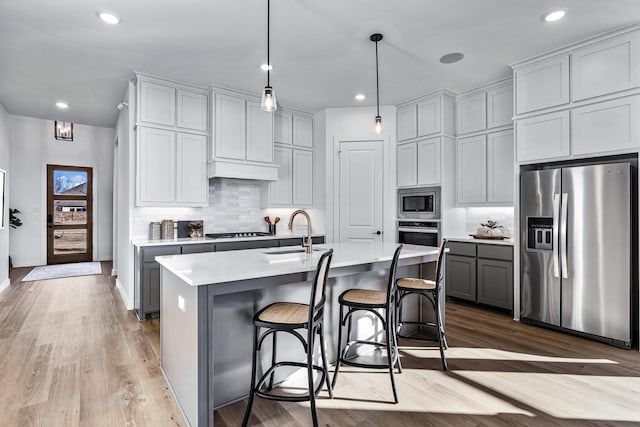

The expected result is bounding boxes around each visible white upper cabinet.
[456,135,487,204]
[516,110,570,162]
[572,32,640,102]
[487,83,514,128]
[417,96,441,137]
[293,149,313,205]
[176,133,208,205]
[293,115,313,148]
[457,92,487,135]
[137,127,176,205]
[486,130,514,203]
[274,111,293,144]
[572,95,640,156]
[397,104,417,142]
[139,80,176,127]
[214,93,246,160]
[397,143,418,187]
[515,54,570,114]
[270,147,293,205]
[417,138,441,186]
[246,101,274,163]
[176,89,208,131]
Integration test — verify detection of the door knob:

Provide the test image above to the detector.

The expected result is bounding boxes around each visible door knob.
[374,230,382,235]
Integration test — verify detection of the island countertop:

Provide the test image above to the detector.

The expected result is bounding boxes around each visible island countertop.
[132,232,324,247]
[156,241,439,286]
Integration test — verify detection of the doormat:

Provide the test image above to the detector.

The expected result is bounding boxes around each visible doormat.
[22,262,102,282]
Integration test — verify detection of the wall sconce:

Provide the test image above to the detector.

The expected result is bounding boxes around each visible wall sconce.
[54,121,73,141]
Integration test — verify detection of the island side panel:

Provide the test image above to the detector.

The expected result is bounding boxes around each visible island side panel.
[161,268,201,427]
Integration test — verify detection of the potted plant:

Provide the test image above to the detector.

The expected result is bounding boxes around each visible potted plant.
[9,208,22,229]
[189,221,203,238]
[476,220,505,237]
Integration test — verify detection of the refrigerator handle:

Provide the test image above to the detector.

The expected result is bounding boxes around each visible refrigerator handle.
[552,194,560,278]
[561,193,569,279]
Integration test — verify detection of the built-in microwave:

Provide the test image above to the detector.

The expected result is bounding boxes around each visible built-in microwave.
[397,187,440,220]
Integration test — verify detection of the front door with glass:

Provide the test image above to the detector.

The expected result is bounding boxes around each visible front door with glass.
[47,165,93,264]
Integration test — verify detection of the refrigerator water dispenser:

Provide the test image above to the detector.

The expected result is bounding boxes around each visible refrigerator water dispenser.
[527,217,553,251]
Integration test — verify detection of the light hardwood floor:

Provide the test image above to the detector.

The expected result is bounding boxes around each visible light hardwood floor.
[1,264,639,426]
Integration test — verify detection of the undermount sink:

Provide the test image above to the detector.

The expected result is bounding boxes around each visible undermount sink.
[263,247,325,255]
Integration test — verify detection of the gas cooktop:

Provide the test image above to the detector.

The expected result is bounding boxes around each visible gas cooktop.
[205,232,273,239]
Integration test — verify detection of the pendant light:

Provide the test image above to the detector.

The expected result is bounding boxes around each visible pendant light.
[370,33,383,134]
[260,0,277,112]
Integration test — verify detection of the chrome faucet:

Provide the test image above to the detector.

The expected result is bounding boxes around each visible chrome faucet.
[288,209,313,254]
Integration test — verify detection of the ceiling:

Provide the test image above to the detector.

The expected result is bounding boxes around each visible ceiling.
[1,0,639,128]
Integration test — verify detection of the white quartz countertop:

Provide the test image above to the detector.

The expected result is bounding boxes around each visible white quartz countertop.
[132,233,324,247]
[446,235,515,246]
[156,242,439,286]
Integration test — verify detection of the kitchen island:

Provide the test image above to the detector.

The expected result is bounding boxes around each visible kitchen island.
[156,241,442,427]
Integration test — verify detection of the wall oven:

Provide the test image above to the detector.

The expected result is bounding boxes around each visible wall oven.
[398,187,440,220]
[397,221,440,247]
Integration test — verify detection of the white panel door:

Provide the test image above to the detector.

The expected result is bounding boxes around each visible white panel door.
[176,90,208,131]
[515,54,570,114]
[139,81,176,126]
[293,150,313,206]
[457,91,487,135]
[246,101,274,163]
[274,111,293,144]
[417,95,441,137]
[339,140,383,242]
[572,95,640,155]
[270,147,293,205]
[417,137,441,186]
[487,83,514,129]
[516,110,570,162]
[397,143,417,187]
[572,31,640,101]
[457,135,487,204]
[137,127,176,205]
[397,104,417,142]
[176,133,208,205]
[486,130,514,204]
[293,115,313,148]
[214,94,246,160]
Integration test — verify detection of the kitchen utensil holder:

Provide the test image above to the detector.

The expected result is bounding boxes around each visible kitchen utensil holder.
[268,224,276,235]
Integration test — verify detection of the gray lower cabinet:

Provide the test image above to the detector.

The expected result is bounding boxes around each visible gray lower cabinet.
[446,255,476,301]
[445,241,513,311]
[136,237,325,320]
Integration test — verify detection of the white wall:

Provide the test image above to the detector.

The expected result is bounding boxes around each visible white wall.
[322,105,397,242]
[9,115,115,267]
[0,103,10,292]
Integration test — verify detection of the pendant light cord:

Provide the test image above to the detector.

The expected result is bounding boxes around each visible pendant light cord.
[375,39,380,117]
[267,0,271,87]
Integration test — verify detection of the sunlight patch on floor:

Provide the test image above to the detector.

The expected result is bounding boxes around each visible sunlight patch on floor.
[455,371,640,422]
[400,347,617,364]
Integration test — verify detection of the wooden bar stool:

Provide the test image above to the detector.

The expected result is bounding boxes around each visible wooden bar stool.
[331,245,403,403]
[242,249,334,427]
[395,239,448,370]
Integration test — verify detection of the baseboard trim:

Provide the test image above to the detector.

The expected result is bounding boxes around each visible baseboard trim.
[0,278,10,295]
[116,278,133,310]
[111,268,117,276]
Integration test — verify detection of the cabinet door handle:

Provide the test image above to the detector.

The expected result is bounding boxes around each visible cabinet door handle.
[373,230,382,235]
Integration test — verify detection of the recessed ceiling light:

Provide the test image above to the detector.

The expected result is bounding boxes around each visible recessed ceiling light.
[97,11,121,24]
[56,102,69,109]
[542,9,567,22]
[260,63,273,71]
[355,94,366,101]
[440,52,464,64]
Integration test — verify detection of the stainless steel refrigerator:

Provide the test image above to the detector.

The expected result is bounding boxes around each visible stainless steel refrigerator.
[520,160,636,348]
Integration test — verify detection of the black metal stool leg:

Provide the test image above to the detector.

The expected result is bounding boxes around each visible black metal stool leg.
[242,325,260,427]
[393,307,403,374]
[268,331,277,390]
[307,333,319,427]
[318,324,333,398]
[332,304,344,389]
[384,314,399,404]
[434,293,448,370]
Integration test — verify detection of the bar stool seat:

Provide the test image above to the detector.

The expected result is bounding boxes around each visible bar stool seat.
[396,278,436,290]
[257,302,309,325]
[340,289,387,306]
